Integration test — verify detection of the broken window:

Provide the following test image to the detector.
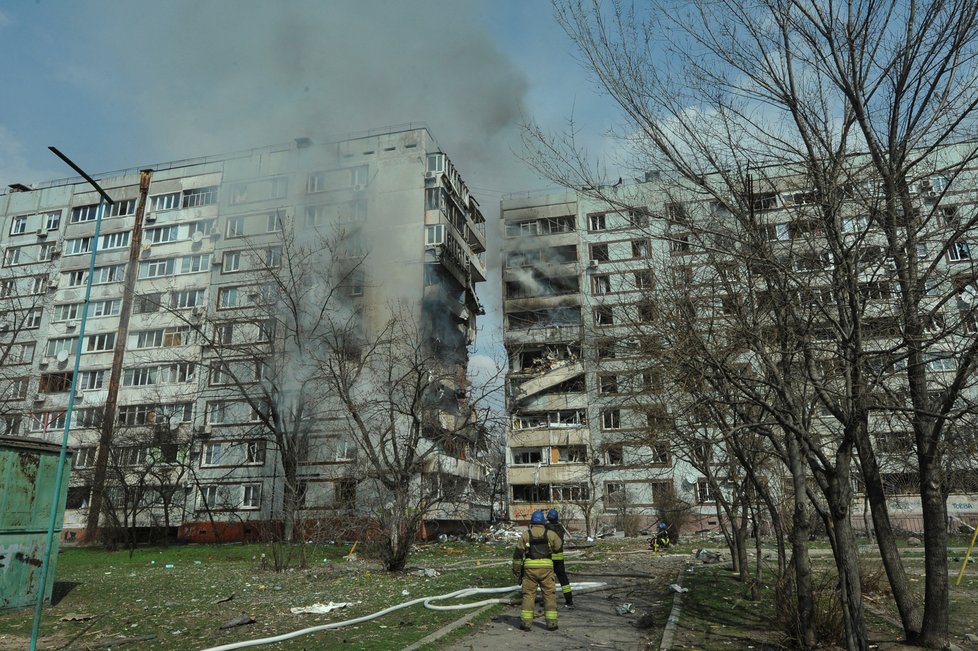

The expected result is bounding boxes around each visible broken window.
[604,444,624,465]
[512,484,550,502]
[590,243,610,262]
[594,305,614,326]
[512,447,543,464]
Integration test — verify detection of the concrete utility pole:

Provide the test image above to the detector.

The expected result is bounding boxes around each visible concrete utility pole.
[84,169,153,536]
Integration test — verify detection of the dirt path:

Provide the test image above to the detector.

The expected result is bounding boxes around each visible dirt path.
[438,553,686,651]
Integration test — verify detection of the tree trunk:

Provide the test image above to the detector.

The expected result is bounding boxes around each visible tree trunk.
[916,462,949,647]
[787,431,817,650]
[735,499,750,583]
[854,430,921,639]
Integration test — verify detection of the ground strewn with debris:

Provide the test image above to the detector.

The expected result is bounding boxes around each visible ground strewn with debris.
[0,538,687,651]
[6,537,975,650]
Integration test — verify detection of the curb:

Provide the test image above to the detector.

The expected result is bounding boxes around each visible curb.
[402,603,497,651]
[658,563,687,651]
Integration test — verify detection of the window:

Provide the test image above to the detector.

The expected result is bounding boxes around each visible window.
[604,482,626,509]
[133,293,162,314]
[949,241,971,262]
[506,220,539,237]
[117,404,157,426]
[45,338,76,357]
[425,224,446,246]
[203,443,223,466]
[124,366,157,386]
[594,305,614,326]
[605,445,624,465]
[590,243,609,262]
[242,484,261,509]
[74,447,97,468]
[588,213,607,231]
[335,479,357,509]
[601,410,621,430]
[335,438,355,462]
[23,309,42,329]
[38,242,57,262]
[512,447,543,464]
[266,211,284,232]
[3,247,23,266]
[223,251,242,272]
[246,440,265,464]
[207,402,228,424]
[762,223,791,241]
[64,238,92,256]
[599,374,619,394]
[140,257,169,278]
[150,192,180,212]
[182,186,218,208]
[307,172,327,193]
[108,199,136,217]
[226,217,245,238]
[68,264,126,287]
[115,446,149,466]
[101,232,130,250]
[199,485,220,509]
[592,275,611,294]
[633,270,653,290]
[5,377,29,400]
[10,216,28,235]
[145,225,180,244]
[48,301,77,323]
[44,212,61,230]
[305,204,328,227]
[10,342,35,364]
[631,239,650,258]
[88,299,121,318]
[1,279,14,297]
[70,204,100,224]
[263,247,282,269]
[171,289,206,309]
[925,354,957,372]
[86,333,116,353]
[670,234,691,254]
[218,287,240,308]
[39,372,73,393]
[696,478,716,504]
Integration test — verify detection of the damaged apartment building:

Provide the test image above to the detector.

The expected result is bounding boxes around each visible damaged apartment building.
[502,145,978,535]
[0,126,489,542]
[501,185,715,533]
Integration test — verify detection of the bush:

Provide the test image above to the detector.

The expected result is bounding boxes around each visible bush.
[775,571,845,647]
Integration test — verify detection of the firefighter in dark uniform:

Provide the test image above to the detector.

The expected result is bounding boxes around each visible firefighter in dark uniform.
[546,508,573,607]
[512,510,562,631]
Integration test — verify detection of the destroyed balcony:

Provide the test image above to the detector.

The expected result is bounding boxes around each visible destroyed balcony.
[513,360,584,402]
[508,464,590,485]
[422,452,487,481]
[503,324,583,346]
[508,426,589,448]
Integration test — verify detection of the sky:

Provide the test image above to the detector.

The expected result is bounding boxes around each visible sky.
[0,1,625,386]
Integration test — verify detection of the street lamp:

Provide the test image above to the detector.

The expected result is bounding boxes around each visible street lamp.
[29,147,115,651]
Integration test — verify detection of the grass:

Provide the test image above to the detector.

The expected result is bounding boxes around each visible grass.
[669,544,978,650]
[0,541,518,651]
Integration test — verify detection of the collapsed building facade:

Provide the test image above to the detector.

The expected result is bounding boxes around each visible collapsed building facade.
[0,126,490,543]
[501,145,978,535]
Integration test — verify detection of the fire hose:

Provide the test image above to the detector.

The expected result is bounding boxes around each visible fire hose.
[199,581,608,651]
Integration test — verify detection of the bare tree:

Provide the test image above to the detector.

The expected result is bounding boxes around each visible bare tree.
[523,2,978,647]
[319,307,498,571]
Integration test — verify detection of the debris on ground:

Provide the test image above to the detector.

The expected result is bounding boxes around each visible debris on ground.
[695,549,723,564]
[211,594,234,604]
[220,613,256,629]
[614,602,635,615]
[59,613,95,622]
[670,584,689,593]
[412,568,440,577]
[90,635,157,648]
[289,601,356,615]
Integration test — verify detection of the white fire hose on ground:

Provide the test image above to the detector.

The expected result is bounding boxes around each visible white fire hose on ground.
[199,581,608,651]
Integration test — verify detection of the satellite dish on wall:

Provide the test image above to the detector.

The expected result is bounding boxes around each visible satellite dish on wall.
[56,350,69,363]
[192,231,204,243]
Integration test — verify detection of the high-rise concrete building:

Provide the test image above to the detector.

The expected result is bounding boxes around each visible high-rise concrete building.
[0,126,489,542]
[501,152,978,535]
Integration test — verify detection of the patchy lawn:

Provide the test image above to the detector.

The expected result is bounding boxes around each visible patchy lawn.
[0,541,517,651]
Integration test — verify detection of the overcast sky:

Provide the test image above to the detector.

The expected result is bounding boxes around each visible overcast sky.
[0,1,625,381]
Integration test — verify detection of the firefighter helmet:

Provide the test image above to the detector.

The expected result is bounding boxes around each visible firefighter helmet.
[547,508,559,523]
[531,510,546,525]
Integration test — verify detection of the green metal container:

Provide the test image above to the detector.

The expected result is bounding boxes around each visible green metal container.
[0,436,73,610]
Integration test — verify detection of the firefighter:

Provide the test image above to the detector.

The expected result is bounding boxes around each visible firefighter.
[512,510,562,631]
[546,508,573,607]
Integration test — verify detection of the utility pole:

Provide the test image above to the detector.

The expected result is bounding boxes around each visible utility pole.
[84,169,153,536]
